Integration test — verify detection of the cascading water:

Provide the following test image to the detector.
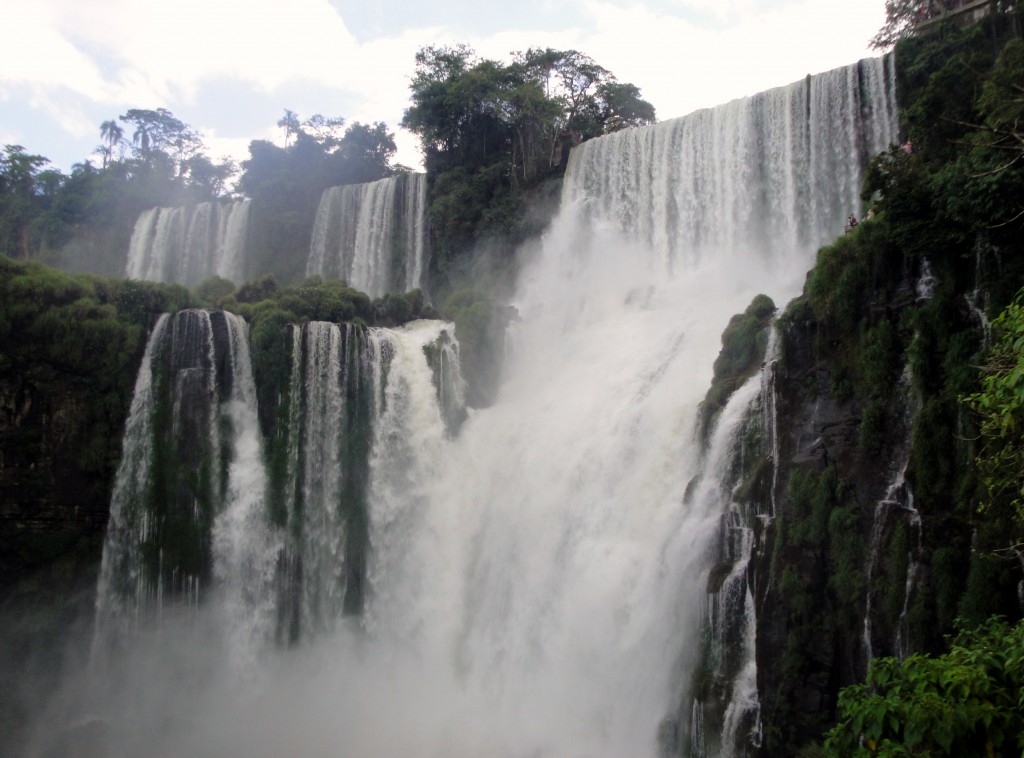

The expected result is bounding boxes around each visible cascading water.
[685,370,774,758]
[125,199,251,286]
[57,55,898,758]
[306,172,428,297]
[93,309,269,646]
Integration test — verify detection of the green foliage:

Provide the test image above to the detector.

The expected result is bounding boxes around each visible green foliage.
[235,273,279,304]
[237,119,398,284]
[193,276,236,307]
[0,256,190,522]
[699,294,776,442]
[403,44,655,275]
[441,288,515,408]
[825,617,1024,756]
[807,234,869,332]
[967,289,1024,529]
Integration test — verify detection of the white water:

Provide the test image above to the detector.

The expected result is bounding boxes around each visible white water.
[93,314,170,642]
[307,172,428,297]
[125,200,251,286]
[211,312,282,671]
[861,360,922,665]
[60,56,898,758]
[287,321,357,633]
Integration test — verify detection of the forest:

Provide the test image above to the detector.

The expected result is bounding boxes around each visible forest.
[3,6,1024,757]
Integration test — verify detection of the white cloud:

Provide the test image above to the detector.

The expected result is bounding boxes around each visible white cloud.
[1,0,887,172]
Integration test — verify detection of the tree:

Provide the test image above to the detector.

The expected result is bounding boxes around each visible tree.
[825,617,1024,755]
[331,121,397,183]
[0,145,58,258]
[181,155,237,199]
[551,49,610,135]
[596,81,657,133]
[98,120,124,168]
[967,290,1024,544]
[119,108,202,176]
[277,109,300,148]
[402,42,655,267]
[302,114,346,149]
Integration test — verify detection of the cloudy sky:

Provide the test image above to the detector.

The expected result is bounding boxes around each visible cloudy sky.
[1,0,887,174]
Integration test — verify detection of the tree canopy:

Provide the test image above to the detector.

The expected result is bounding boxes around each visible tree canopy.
[402,44,655,280]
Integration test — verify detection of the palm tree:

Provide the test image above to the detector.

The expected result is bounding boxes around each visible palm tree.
[99,119,124,168]
[131,122,152,155]
[277,109,300,148]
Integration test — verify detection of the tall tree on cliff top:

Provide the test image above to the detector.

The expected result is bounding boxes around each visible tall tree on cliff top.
[402,44,655,268]
[0,145,54,258]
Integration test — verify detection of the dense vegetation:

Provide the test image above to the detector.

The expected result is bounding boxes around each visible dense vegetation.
[699,293,777,443]
[747,11,1024,754]
[402,45,655,291]
[0,109,396,281]
[5,6,1024,756]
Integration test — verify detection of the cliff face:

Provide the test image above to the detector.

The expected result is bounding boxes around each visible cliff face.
[0,356,141,756]
[752,271,918,748]
[746,242,1021,752]
[0,377,115,595]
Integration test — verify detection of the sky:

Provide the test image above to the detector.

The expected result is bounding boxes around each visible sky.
[0,0,888,176]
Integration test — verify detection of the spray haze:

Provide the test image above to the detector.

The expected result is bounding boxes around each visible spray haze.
[24,56,896,757]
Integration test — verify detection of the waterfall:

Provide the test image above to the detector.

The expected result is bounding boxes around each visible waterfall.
[211,312,282,669]
[564,55,897,271]
[861,463,922,664]
[306,172,429,297]
[278,320,381,636]
[125,200,251,286]
[65,55,898,758]
[94,310,266,645]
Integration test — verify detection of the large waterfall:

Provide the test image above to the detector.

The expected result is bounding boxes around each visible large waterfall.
[306,172,428,297]
[44,56,896,758]
[125,200,251,286]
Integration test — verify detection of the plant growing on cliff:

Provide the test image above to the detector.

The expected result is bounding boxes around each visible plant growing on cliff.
[698,294,776,442]
[825,616,1024,756]
[967,288,1024,550]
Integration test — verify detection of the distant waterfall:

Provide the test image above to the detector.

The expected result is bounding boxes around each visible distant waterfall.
[306,172,428,297]
[125,200,251,286]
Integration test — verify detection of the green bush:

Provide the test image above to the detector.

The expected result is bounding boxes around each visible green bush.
[825,617,1024,756]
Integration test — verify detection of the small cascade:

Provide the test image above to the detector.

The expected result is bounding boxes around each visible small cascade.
[681,329,780,757]
[125,200,251,286]
[94,310,261,644]
[307,172,429,297]
[682,374,765,757]
[965,288,992,349]
[760,327,782,519]
[363,321,459,642]
[861,464,922,664]
[893,504,924,660]
[916,258,938,302]
[277,321,382,638]
[276,318,464,641]
[211,312,282,668]
[861,365,923,665]
[423,321,468,434]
